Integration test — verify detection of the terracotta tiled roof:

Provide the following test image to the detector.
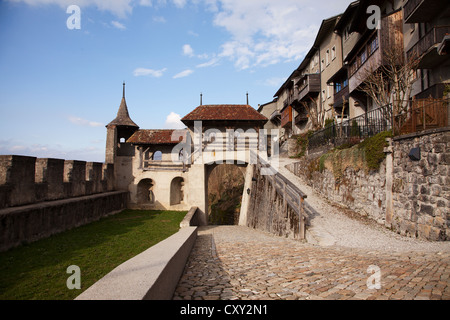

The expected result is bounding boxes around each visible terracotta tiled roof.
[127,129,187,145]
[181,105,268,123]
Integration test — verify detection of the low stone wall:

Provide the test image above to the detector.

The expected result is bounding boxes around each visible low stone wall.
[0,191,128,252]
[76,226,198,300]
[286,128,450,241]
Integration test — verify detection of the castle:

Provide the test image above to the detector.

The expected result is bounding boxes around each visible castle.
[105,82,270,224]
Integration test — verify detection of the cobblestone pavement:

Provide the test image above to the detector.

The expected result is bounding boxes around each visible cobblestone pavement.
[173,226,450,300]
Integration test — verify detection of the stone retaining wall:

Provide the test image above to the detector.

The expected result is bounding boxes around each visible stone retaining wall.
[391,129,450,240]
[287,129,450,241]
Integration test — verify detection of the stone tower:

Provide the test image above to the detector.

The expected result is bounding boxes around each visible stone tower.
[105,82,139,164]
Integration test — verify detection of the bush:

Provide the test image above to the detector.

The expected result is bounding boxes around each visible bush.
[358,130,393,171]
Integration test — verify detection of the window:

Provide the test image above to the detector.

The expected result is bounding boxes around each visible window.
[321,59,325,72]
[344,25,351,41]
[335,82,342,93]
[153,151,162,161]
[322,90,326,102]
[368,36,378,56]
[326,49,330,66]
[359,50,367,65]
[327,85,331,99]
[331,46,336,61]
[343,78,348,88]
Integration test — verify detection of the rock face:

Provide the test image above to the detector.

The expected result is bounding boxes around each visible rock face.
[207,165,245,225]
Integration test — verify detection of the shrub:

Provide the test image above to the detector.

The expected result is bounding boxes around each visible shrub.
[358,130,393,171]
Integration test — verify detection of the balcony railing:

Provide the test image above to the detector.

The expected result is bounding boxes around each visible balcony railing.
[394,98,449,135]
[406,26,450,62]
[404,0,442,23]
[404,0,423,22]
[297,74,320,101]
[333,86,349,109]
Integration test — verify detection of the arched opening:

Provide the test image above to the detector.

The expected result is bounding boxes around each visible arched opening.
[207,164,245,225]
[153,151,162,161]
[170,177,184,205]
[137,179,155,205]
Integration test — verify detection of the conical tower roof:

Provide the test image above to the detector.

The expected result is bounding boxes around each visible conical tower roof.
[106,82,139,128]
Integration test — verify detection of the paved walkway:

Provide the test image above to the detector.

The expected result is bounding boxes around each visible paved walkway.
[173,226,450,300]
[173,156,450,300]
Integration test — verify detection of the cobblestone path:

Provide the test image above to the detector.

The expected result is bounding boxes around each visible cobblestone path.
[173,226,450,300]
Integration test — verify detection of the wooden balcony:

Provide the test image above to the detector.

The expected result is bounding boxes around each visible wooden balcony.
[295,112,309,124]
[143,161,185,172]
[281,106,293,128]
[404,0,447,24]
[406,26,450,68]
[333,86,349,109]
[297,74,320,102]
[348,10,403,93]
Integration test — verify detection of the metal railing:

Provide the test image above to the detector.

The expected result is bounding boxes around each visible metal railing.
[308,104,393,151]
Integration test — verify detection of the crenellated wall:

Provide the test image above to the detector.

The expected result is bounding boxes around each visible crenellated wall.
[0,155,115,209]
[0,155,127,252]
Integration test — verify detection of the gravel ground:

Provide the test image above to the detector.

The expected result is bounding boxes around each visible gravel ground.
[276,156,450,254]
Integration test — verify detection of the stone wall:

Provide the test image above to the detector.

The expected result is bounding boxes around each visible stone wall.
[390,129,450,241]
[246,164,306,240]
[286,128,450,241]
[0,155,115,209]
[0,191,128,252]
[289,159,387,225]
[0,155,128,252]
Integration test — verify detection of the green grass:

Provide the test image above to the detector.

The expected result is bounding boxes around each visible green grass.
[0,210,186,300]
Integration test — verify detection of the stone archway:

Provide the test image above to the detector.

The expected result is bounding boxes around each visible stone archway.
[206,163,246,225]
[137,179,155,205]
[170,177,185,206]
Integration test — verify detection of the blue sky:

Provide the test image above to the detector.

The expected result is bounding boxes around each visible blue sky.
[0,0,350,162]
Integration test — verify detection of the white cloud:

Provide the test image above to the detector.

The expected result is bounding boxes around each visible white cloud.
[133,67,167,77]
[152,16,167,23]
[0,139,104,162]
[196,57,220,68]
[111,20,126,30]
[172,0,187,8]
[207,0,350,70]
[7,0,134,18]
[262,77,287,87]
[188,30,199,37]
[68,116,104,127]
[164,112,185,129]
[173,69,194,79]
[182,44,195,57]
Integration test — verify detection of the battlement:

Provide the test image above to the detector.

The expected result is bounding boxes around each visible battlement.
[0,155,115,209]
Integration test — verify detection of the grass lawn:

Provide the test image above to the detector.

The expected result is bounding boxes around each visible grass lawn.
[0,210,186,300]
